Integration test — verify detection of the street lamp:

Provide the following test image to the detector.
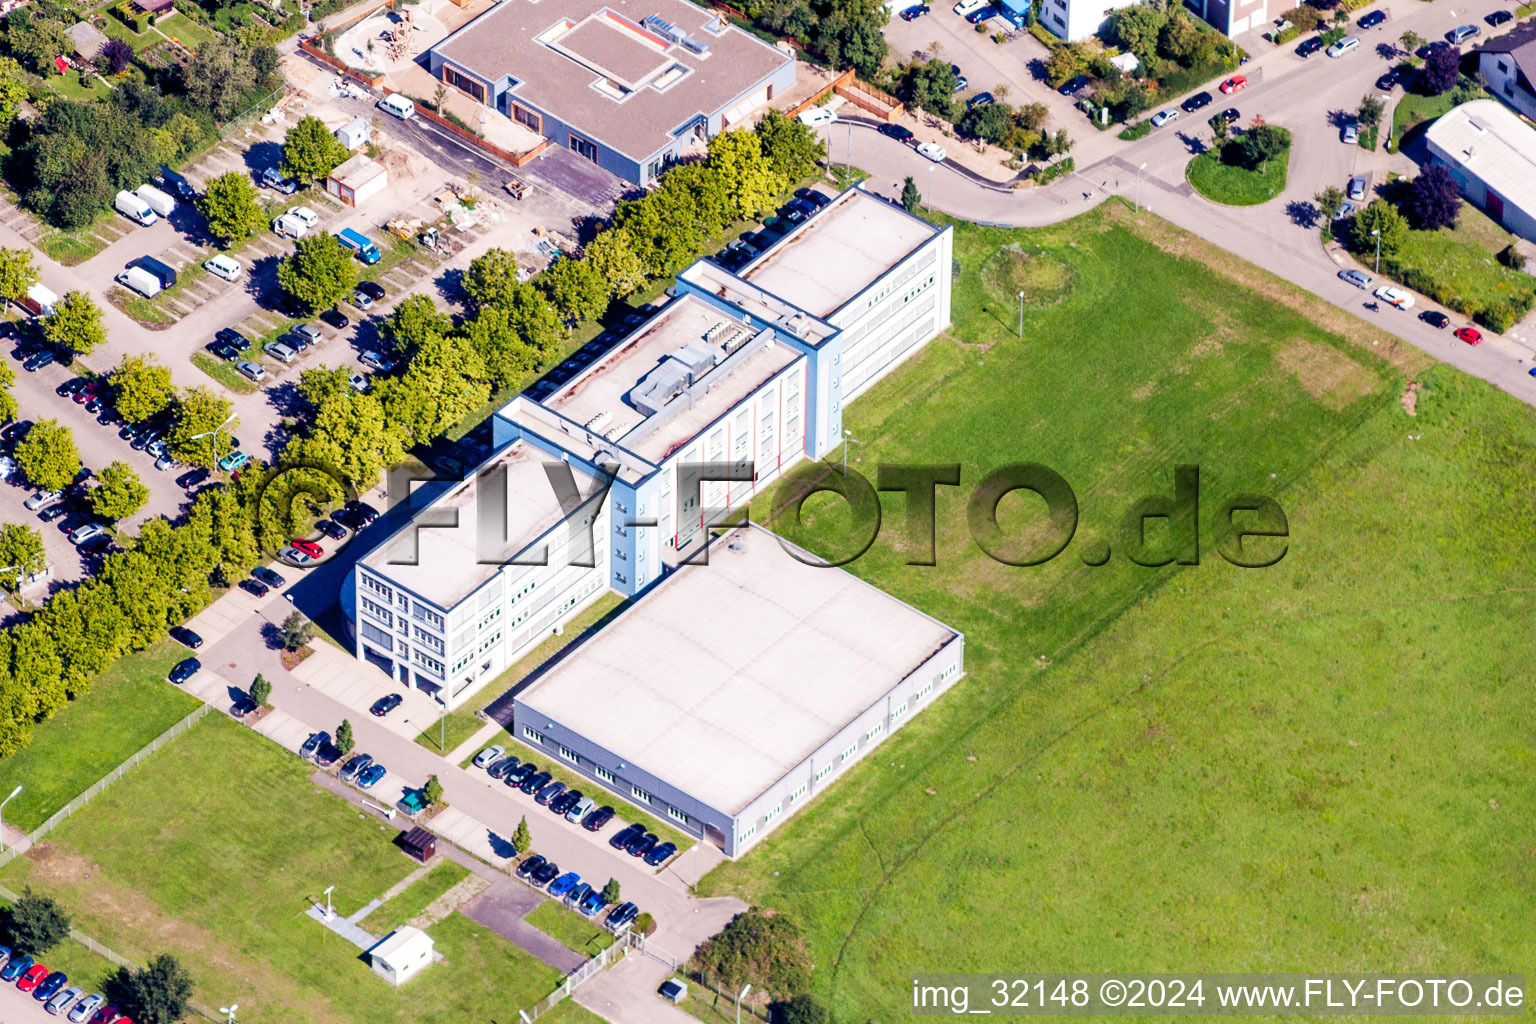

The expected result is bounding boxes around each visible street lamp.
[736,983,753,1024]
[1017,289,1025,340]
[1371,228,1382,274]
[841,430,859,477]
[192,412,237,470]
[219,1005,239,1024]
[0,784,22,852]
[1134,161,1148,213]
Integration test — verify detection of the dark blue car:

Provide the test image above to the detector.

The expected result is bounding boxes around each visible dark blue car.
[34,970,67,1001]
[0,953,33,982]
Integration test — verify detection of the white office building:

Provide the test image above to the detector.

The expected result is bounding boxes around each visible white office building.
[1424,100,1536,246]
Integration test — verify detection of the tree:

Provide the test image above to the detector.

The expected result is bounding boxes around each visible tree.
[43,291,105,355]
[282,115,350,185]
[0,57,27,129]
[199,171,264,245]
[0,523,46,591]
[776,994,829,1024]
[90,462,149,521]
[1422,45,1461,94]
[601,878,621,904]
[250,673,271,706]
[0,361,16,425]
[1357,94,1384,127]
[1315,185,1346,223]
[901,176,921,213]
[540,257,609,324]
[1353,199,1409,257]
[168,387,236,468]
[513,816,532,853]
[906,59,959,118]
[286,391,404,493]
[382,294,453,353]
[755,110,825,184]
[109,952,194,1024]
[180,38,273,120]
[464,248,523,311]
[280,610,314,651]
[423,774,444,806]
[278,234,358,314]
[583,229,648,299]
[100,37,134,75]
[1398,29,1421,55]
[706,129,784,221]
[1238,123,1289,170]
[6,888,71,954]
[811,1,887,78]
[110,355,177,424]
[1404,163,1461,230]
[690,910,813,1000]
[1105,4,1169,62]
[378,331,489,444]
[0,246,37,304]
[335,718,354,756]
[958,101,1013,145]
[1045,43,1086,85]
[15,419,81,492]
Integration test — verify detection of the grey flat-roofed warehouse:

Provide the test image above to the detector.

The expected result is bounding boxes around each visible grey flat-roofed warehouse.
[514,524,965,856]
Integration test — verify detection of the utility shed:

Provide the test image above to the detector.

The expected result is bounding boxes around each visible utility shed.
[66,21,109,61]
[399,826,437,863]
[369,926,435,986]
[336,116,371,151]
[326,153,388,207]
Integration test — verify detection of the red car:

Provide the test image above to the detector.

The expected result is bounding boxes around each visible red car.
[17,963,48,991]
[73,381,103,405]
[1454,326,1482,345]
[90,1005,120,1024]
[1219,74,1247,94]
[289,539,324,558]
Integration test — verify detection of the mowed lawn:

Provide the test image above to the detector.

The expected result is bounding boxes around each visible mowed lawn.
[0,640,200,832]
[0,715,560,1024]
[703,206,1536,1017]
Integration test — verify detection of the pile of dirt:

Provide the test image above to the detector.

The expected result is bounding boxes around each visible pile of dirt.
[378,145,430,182]
[1401,380,1421,417]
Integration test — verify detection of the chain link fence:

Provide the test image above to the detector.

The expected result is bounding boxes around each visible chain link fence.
[518,931,642,1022]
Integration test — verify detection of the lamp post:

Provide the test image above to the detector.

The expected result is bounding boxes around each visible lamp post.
[1371,228,1382,273]
[0,784,21,852]
[1017,289,1025,340]
[1134,161,1148,213]
[736,983,753,1024]
[841,430,859,477]
[192,412,237,470]
[322,884,335,920]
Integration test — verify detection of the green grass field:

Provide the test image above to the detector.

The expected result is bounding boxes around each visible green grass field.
[1186,139,1291,205]
[0,641,200,832]
[1382,202,1536,326]
[700,205,1536,1019]
[525,899,615,956]
[359,860,469,936]
[0,715,559,1024]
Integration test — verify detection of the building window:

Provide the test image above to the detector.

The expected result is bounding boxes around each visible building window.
[891,700,908,720]
[764,803,782,822]
[631,785,651,804]
[415,652,444,674]
[814,763,833,782]
[789,783,807,803]
[512,103,542,132]
[478,606,502,630]
[414,605,444,630]
[667,806,688,823]
[615,571,628,585]
[916,681,934,700]
[361,574,392,600]
[942,663,958,680]
[866,722,883,742]
[840,742,857,763]
[738,823,757,843]
[523,726,543,744]
[596,766,616,783]
[570,133,599,163]
[559,744,580,764]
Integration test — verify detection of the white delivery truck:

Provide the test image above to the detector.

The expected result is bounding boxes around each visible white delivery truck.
[115,190,158,227]
[136,183,176,218]
[117,266,162,298]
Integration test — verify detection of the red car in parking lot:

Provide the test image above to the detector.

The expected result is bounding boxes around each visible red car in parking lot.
[17,962,48,991]
[1219,74,1247,94]
[289,539,324,558]
[73,381,103,405]
[1454,326,1482,345]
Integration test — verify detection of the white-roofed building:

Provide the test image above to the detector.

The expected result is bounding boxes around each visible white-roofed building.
[1423,99,1536,244]
[369,926,435,986]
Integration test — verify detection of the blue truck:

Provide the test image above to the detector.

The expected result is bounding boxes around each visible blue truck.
[336,227,382,265]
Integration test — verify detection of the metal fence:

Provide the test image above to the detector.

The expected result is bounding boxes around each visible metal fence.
[518,931,642,1022]
[0,703,212,871]
[672,966,773,1023]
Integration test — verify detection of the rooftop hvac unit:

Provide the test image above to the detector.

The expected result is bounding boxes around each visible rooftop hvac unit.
[680,35,709,53]
[642,14,684,42]
[585,410,613,433]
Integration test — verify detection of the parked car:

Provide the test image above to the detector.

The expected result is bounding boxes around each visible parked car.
[1058,74,1091,96]
[39,504,67,524]
[317,519,347,540]
[952,0,986,15]
[1447,24,1479,43]
[551,789,581,815]
[964,4,997,22]
[208,338,241,361]
[170,626,204,649]
[360,350,396,372]
[1373,284,1415,309]
[25,490,61,511]
[584,805,616,831]
[1338,269,1372,289]
[607,902,639,931]
[18,963,50,992]
[237,361,266,383]
[521,770,552,795]
[301,731,329,761]
[357,281,385,302]
[878,123,914,143]
[1376,67,1403,90]
[47,985,84,1015]
[1219,74,1247,94]
[68,993,104,1022]
[1296,35,1324,57]
[1347,174,1368,201]
[517,854,546,879]
[252,566,286,589]
[966,90,994,109]
[506,762,535,787]
[531,860,560,886]
[264,341,297,364]
[370,693,403,717]
[168,657,200,684]
[1,953,34,982]
[1455,326,1483,345]
[205,254,242,282]
[290,538,323,558]
[239,577,270,598]
[1180,91,1213,113]
[177,467,210,489]
[489,757,519,779]
[796,188,831,209]
[1150,109,1180,127]
[916,141,947,162]
[797,106,836,128]
[340,754,373,783]
[610,822,643,850]
[644,841,678,866]
[218,450,249,473]
[1419,310,1450,328]
[566,882,592,909]
[1211,107,1240,128]
[535,780,567,806]
[899,3,929,17]
[1358,9,1385,28]
[35,971,68,1002]
[1486,9,1513,25]
[1342,123,1359,144]
[626,832,658,858]
[1325,35,1360,56]
[474,745,506,769]
[260,167,298,193]
[579,888,607,916]
[566,795,595,823]
[548,872,581,897]
[358,763,386,789]
[230,694,257,719]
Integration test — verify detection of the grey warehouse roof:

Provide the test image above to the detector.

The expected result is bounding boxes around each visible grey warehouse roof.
[1425,100,1536,217]
[431,0,792,162]
[517,525,960,815]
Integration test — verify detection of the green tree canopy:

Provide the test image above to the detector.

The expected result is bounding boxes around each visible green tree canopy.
[1315,185,1346,223]
[5,888,71,954]
[250,673,272,705]
[199,171,264,245]
[906,59,959,119]
[512,816,532,851]
[901,176,921,213]
[0,56,28,129]
[540,256,609,324]
[755,109,826,184]
[689,910,813,1001]
[278,233,358,314]
[43,291,105,355]
[0,522,46,589]
[168,387,236,468]
[1352,198,1409,257]
[90,461,149,521]
[110,354,177,425]
[464,248,523,311]
[0,360,16,425]
[383,293,453,353]
[0,246,37,303]
[280,610,313,650]
[287,391,405,492]
[15,419,81,492]
[110,952,194,1024]
[706,128,784,222]
[281,115,350,185]
[583,229,648,299]
[335,717,354,755]
[423,774,444,806]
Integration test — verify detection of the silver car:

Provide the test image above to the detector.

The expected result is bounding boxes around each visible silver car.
[474,744,506,769]
[1150,109,1181,127]
[237,360,267,382]
[24,490,61,510]
[1347,174,1368,201]
[263,341,297,364]
[67,993,104,1023]
[45,984,82,1015]
[1337,269,1372,289]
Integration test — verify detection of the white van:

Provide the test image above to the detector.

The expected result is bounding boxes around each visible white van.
[953,0,987,15]
[117,266,162,297]
[204,254,242,282]
[271,212,309,239]
[114,190,157,227]
[378,94,415,121]
[136,183,176,218]
[1326,35,1360,56]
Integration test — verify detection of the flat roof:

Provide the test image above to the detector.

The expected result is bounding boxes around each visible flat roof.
[330,153,385,186]
[740,188,940,319]
[543,294,801,463]
[1425,99,1536,216]
[360,441,598,609]
[517,525,960,815]
[431,0,792,163]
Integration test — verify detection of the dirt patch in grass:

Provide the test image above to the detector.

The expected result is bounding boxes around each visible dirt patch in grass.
[410,874,489,930]
[979,244,1077,309]
[1401,380,1421,417]
[1276,339,1379,409]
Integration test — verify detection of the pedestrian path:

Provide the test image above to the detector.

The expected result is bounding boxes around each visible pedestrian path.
[306,903,379,951]
[448,719,505,765]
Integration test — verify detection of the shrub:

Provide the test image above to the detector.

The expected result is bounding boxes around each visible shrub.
[1498,244,1526,271]
[690,910,812,1001]
[1033,156,1074,184]
[1476,302,1519,333]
